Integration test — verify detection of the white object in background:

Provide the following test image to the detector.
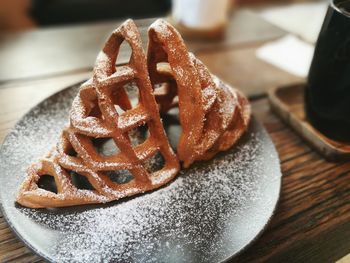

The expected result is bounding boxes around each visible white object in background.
[172,0,230,29]
[256,35,314,78]
[258,2,328,43]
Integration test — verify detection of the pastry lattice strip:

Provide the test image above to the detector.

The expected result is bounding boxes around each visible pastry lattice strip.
[147,19,251,167]
[16,19,251,208]
[17,20,179,208]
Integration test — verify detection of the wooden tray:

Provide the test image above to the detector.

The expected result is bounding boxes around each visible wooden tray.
[268,83,350,161]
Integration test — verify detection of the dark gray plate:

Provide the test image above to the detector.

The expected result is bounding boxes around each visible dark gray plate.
[0,83,282,263]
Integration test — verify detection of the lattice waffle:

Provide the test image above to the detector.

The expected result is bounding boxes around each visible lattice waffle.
[16,19,250,208]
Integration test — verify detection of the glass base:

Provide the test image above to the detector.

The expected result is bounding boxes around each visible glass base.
[305,96,350,143]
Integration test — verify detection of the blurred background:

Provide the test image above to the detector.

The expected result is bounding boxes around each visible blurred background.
[0,0,324,32]
[0,0,330,90]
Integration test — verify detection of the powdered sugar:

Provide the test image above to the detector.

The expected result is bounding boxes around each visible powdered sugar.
[0,84,281,263]
[150,19,172,39]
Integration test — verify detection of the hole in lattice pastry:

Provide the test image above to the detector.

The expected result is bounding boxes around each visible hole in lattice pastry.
[167,107,179,118]
[143,151,165,174]
[64,143,78,157]
[128,122,150,147]
[154,82,168,96]
[92,138,121,157]
[153,80,178,114]
[162,108,181,150]
[81,87,103,119]
[156,62,172,74]
[111,85,131,113]
[67,147,78,157]
[70,171,95,190]
[88,98,103,118]
[37,175,57,194]
[115,105,126,115]
[110,81,140,112]
[125,81,139,108]
[116,40,132,65]
[105,170,134,184]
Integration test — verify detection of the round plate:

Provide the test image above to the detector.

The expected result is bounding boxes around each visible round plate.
[0,83,281,263]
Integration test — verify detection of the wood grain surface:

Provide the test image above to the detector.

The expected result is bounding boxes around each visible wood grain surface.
[0,9,349,263]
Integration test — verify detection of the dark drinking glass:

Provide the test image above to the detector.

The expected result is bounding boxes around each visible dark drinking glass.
[305,0,350,142]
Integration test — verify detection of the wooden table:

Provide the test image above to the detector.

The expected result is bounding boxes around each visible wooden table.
[0,9,349,263]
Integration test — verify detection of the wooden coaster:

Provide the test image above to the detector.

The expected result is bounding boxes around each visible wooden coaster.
[268,83,350,161]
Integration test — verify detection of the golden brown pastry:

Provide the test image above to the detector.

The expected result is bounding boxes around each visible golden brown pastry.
[16,19,250,208]
[148,19,250,167]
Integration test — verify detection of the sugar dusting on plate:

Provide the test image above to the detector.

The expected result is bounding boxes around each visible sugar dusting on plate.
[0,84,281,263]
